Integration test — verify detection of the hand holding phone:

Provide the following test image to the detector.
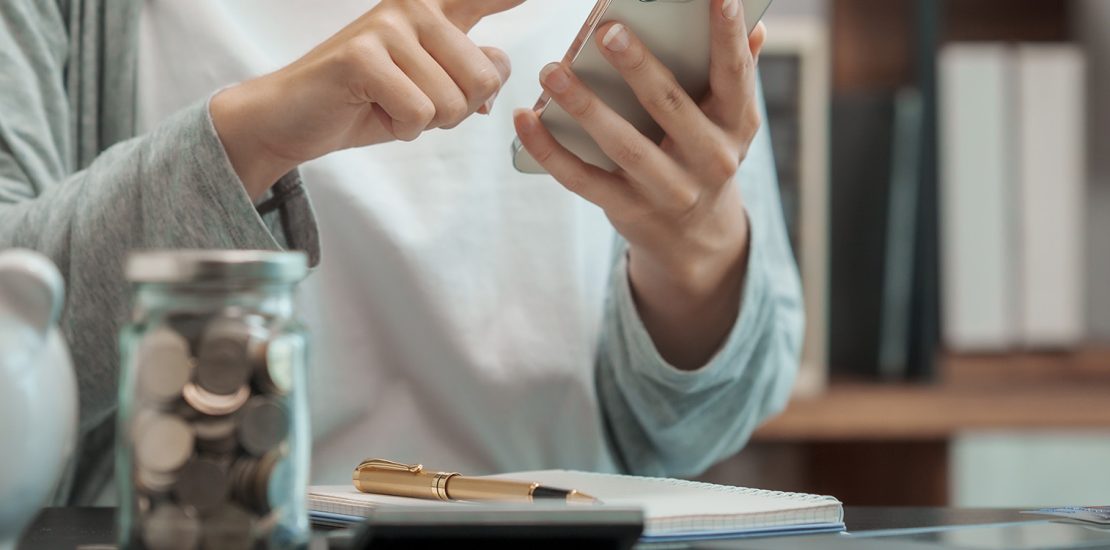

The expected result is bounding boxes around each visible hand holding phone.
[511,0,770,369]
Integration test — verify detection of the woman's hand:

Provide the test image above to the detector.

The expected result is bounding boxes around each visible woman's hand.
[513,0,767,370]
[212,0,525,199]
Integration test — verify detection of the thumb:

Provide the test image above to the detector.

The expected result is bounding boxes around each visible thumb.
[749,22,767,63]
[441,0,527,31]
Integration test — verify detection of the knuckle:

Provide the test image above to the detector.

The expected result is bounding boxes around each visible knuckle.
[440,96,469,125]
[533,142,557,165]
[613,142,647,167]
[708,147,741,183]
[414,101,437,127]
[561,170,590,195]
[567,95,596,119]
[625,48,650,74]
[670,187,701,216]
[651,83,687,115]
[396,125,422,142]
[470,69,503,101]
[341,37,380,73]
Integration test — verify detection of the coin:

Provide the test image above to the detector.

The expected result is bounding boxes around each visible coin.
[237,397,289,456]
[196,318,258,396]
[193,415,238,454]
[140,504,201,550]
[229,457,261,511]
[252,336,297,396]
[173,459,231,514]
[136,328,193,404]
[182,383,250,417]
[135,413,194,473]
[200,504,255,550]
[135,467,177,495]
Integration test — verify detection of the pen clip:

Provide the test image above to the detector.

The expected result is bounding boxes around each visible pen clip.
[357,458,424,474]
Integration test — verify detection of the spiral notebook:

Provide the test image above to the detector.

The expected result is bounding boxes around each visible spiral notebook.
[309,470,844,542]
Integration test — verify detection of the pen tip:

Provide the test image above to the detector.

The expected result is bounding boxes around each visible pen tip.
[567,491,602,505]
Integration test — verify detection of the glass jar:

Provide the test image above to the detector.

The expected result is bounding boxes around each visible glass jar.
[117,251,311,550]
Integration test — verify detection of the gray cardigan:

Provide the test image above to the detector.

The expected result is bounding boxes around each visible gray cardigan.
[0,1,320,503]
[1,0,803,505]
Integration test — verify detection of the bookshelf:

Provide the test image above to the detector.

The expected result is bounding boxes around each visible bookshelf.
[738,350,1110,506]
[707,0,1100,507]
[757,358,1110,441]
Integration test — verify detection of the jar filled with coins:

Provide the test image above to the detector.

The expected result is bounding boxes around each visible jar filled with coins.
[118,251,311,550]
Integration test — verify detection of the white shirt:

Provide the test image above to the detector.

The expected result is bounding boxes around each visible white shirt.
[138,0,801,485]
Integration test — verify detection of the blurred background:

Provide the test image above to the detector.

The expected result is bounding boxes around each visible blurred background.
[701,0,1110,508]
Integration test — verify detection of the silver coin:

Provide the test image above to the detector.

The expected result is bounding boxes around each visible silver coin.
[135,467,177,495]
[140,504,201,550]
[229,457,262,511]
[173,459,230,514]
[192,415,238,454]
[236,397,289,456]
[134,413,194,473]
[182,383,250,417]
[136,328,193,404]
[196,318,257,396]
[252,336,297,396]
[200,503,255,550]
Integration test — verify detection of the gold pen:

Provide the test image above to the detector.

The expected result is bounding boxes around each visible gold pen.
[353,458,601,505]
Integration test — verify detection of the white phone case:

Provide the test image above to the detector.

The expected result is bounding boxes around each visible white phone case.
[512,0,773,174]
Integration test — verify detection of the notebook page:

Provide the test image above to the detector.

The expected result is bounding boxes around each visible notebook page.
[310,486,444,517]
[490,470,843,535]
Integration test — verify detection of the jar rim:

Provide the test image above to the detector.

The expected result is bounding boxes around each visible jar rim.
[126,250,308,285]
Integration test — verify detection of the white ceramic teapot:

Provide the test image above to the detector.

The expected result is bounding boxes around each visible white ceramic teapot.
[0,250,77,550]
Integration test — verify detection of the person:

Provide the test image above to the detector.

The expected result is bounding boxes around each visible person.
[0,0,802,503]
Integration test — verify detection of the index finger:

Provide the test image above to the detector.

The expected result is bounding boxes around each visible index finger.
[709,0,758,122]
[440,0,527,31]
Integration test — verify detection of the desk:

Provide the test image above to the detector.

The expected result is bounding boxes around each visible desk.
[17,507,1034,548]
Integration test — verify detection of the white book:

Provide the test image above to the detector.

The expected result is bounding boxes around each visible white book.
[939,45,1018,352]
[1016,45,1086,348]
[309,470,843,541]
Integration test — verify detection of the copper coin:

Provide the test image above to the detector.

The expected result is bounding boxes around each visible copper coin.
[182,383,250,417]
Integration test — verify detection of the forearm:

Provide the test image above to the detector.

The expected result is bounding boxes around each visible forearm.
[1,100,320,431]
[596,226,800,478]
[627,189,752,370]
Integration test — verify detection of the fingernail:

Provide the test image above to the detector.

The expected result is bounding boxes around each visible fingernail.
[481,90,500,114]
[540,63,570,93]
[602,23,630,53]
[723,0,740,20]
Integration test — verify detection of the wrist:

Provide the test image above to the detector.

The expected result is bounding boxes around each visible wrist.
[628,209,752,307]
[210,78,301,201]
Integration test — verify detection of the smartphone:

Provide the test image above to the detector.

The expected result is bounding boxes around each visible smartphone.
[512,0,774,175]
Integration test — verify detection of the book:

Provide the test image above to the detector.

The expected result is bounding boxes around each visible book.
[309,470,844,542]
[939,44,1019,352]
[878,89,924,380]
[1015,45,1086,349]
[939,43,1089,352]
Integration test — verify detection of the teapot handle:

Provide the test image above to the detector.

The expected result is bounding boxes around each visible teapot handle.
[0,249,65,334]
